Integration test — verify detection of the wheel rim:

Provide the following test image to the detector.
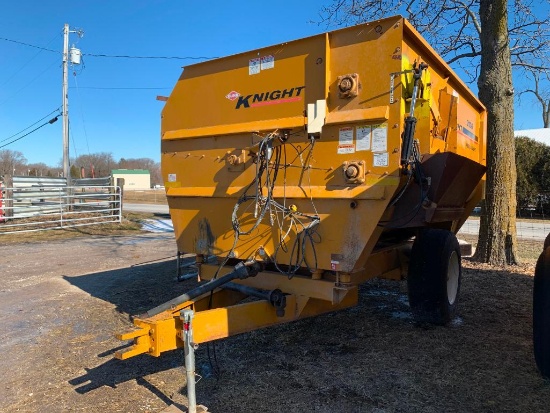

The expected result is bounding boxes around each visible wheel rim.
[447,250,459,305]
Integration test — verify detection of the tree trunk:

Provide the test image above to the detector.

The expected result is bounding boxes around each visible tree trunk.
[474,0,518,264]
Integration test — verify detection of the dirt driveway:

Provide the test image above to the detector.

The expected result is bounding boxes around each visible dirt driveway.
[2,232,550,412]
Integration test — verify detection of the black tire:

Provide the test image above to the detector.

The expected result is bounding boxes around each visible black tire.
[533,247,550,378]
[407,229,461,325]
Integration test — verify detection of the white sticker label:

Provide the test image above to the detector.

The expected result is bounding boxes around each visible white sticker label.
[338,127,355,154]
[373,152,389,167]
[249,58,261,75]
[338,145,355,154]
[371,123,388,152]
[260,55,274,70]
[356,125,371,151]
[168,174,177,182]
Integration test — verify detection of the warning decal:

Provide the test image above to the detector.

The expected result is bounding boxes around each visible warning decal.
[371,123,388,152]
[249,58,261,75]
[338,127,355,154]
[356,125,371,151]
[373,152,389,167]
[260,55,274,70]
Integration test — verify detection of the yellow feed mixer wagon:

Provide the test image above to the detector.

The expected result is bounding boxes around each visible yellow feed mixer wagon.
[116,15,486,409]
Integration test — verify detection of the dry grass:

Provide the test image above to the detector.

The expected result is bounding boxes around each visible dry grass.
[0,212,154,244]
[123,189,167,204]
[459,233,542,265]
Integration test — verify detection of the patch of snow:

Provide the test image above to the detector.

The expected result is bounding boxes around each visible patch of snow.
[141,219,174,233]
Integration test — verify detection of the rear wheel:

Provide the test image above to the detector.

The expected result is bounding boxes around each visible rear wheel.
[407,229,461,325]
[533,246,550,378]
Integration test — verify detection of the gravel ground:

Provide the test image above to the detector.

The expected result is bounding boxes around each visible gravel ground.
[1,231,550,413]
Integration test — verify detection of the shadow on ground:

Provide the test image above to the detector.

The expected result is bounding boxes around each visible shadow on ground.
[63,255,550,412]
[63,259,191,316]
[64,258,198,402]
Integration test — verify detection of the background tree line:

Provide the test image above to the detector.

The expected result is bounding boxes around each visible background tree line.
[0,149,162,186]
[516,136,550,216]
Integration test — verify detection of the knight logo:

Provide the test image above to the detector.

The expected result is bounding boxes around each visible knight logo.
[228,86,306,109]
[225,91,241,101]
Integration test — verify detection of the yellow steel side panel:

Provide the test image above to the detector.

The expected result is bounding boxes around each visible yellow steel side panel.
[456,101,486,163]
[325,105,389,125]
[326,17,403,177]
[168,196,390,273]
[401,20,486,168]
[161,35,327,138]
[161,132,399,195]
[163,116,305,140]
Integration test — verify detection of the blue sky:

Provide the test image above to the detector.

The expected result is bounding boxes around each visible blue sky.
[0,1,547,167]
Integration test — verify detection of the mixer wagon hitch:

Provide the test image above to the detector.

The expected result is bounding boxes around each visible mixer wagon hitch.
[115,261,358,360]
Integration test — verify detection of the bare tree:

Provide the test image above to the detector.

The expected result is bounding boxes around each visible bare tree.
[520,70,550,128]
[26,162,50,177]
[72,152,116,178]
[0,149,27,177]
[318,0,549,264]
[476,0,518,264]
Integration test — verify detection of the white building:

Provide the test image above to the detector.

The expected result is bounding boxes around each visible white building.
[111,169,151,190]
[514,128,550,146]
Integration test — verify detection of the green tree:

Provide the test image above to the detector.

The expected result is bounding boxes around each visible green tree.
[70,164,80,179]
[515,136,546,211]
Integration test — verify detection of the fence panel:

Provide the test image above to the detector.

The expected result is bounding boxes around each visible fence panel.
[0,175,121,234]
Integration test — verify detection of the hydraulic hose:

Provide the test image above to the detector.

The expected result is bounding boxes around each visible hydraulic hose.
[144,261,263,317]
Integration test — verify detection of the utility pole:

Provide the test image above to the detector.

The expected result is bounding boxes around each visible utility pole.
[61,24,83,183]
[62,23,70,182]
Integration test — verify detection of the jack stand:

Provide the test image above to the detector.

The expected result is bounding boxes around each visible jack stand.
[159,310,209,413]
[181,309,206,413]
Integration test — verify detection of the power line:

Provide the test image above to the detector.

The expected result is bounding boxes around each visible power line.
[68,118,79,161]
[0,58,59,107]
[82,52,218,60]
[0,36,60,53]
[69,86,171,90]
[0,116,60,149]
[0,107,61,144]
[0,36,217,60]
[0,32,61,88]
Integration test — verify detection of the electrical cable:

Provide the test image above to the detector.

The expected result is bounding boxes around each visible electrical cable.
[0,58,59,107]
[0,115,59,149]
[69,86,172,90]
[68,118,79,161]
[0,107,61,144]
[225,132,321,279]
[82,52,218,60]
[204,131,321,376]
[0,32,61,88]
[0,36,60,53]
[0,35,218,60]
